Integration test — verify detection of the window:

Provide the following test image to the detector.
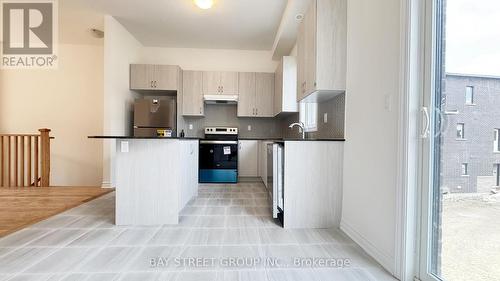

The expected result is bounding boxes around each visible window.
[465,86,474,105]
[299,103,318,132]
[456,123,465,139]
[494,129,500,152]
[495,164,500,187]
[461,163,468,176]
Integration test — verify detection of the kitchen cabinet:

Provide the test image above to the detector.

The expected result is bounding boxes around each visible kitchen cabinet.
[237,72,256,117]
[238,140,258,177]
[283,141,343,228]
[115,139,198,225]
[130,64,182,91]
[274,56,298,116]
[255,73,275,117]
[202,71,239,95]
[237,72,275,117]
[258,140,273,189]
[179,140,199,208]
[296,0,347,102]
[182,71,204,116]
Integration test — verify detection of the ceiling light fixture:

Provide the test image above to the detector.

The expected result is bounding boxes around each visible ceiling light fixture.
[194,0,214,9]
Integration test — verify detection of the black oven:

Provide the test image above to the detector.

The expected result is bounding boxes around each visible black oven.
[199,128,239,183]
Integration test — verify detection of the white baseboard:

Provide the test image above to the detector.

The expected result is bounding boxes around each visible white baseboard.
[238,176,262,183]
[340,219,396,276]
[101,181,113,188]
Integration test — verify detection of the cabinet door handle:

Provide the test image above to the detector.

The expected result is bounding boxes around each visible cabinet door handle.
[154,81,157,88]
[221,86,224,93]
[199,107,202,114]
[151,81,154,88]
[256,108,258,115]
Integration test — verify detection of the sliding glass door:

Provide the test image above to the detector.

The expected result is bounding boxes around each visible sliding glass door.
[419,0,500,280]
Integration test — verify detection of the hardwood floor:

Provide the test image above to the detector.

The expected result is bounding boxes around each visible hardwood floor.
[0,187,113,237]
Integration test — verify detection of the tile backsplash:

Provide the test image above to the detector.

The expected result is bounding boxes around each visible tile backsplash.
[281,94,345,139]
[178,93,345,139]
[178,105,282,138]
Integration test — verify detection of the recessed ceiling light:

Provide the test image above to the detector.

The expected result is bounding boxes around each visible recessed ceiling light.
[295,14,304,21]
[194,0,214,9]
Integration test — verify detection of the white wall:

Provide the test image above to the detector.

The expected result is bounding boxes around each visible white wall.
[0,44,104,186]
[100,20,282,186]
[140,47,278,72]
[102,16,143,187]
[341,0,401,276]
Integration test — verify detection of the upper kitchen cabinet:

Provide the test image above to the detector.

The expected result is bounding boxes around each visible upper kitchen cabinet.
[202,71,239,95]
[237,72,256,117]
[130,64,182,91]
[182,71,204,116]
[274,56,298,116]
[255,73,275,117]
[296,0,347,102]
[237,72,275,117]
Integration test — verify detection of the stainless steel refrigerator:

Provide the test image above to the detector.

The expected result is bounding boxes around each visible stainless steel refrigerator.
[133,97,177,137]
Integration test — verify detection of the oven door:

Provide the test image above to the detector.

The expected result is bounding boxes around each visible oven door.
[199,140,238,183]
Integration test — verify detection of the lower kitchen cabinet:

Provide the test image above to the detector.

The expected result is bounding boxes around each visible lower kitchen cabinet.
[114,139,199,225]
[179,140,199,208]
[282,141,343,228]
[238,140,259,177]
[258,140,273,188]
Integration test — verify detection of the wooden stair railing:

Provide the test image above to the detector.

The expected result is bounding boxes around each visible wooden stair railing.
[0,128,53,187]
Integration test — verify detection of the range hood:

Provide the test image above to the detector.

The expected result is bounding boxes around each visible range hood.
[204,95,238,105]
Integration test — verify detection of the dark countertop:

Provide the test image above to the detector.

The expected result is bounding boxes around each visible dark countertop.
[88,136,200,140]
[88,136,345,142]
[238,137,346,142]
[238,137,283,141]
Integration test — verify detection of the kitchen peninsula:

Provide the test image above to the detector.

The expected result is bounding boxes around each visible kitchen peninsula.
[90,136,199,225]
[90,135,344,228]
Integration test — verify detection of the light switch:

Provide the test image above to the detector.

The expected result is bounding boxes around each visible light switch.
[247,125,252,131]
[120,141,129,153]
[323,113,328,123]
[189,124,193,130]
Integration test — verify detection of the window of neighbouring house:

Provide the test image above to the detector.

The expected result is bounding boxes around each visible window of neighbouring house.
[465,86,474,105]
[461,163,468,176]
[299,103,318,132]
[495,164,500,187]
[494,129,500,152]
[456,123,465,139]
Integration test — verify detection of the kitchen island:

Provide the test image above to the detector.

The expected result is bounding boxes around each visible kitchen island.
[89,136,199,225]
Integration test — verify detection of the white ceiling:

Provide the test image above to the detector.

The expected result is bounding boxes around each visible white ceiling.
[69,0,288,50]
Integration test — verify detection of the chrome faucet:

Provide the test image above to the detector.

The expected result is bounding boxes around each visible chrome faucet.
[289,122,306,139]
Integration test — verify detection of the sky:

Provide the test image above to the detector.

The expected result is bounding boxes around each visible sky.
[446,0,500,76]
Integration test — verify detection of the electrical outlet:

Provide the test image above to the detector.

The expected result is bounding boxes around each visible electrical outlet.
[384,94,393,111]
[120,141,129,153]
[324,113,328,123]
[189,124,193,130]
[247,125,252,131]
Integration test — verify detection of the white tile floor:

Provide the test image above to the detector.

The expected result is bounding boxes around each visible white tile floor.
[0,182,397,281]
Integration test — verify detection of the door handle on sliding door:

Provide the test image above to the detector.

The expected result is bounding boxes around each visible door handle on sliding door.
[421,107,430,139]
